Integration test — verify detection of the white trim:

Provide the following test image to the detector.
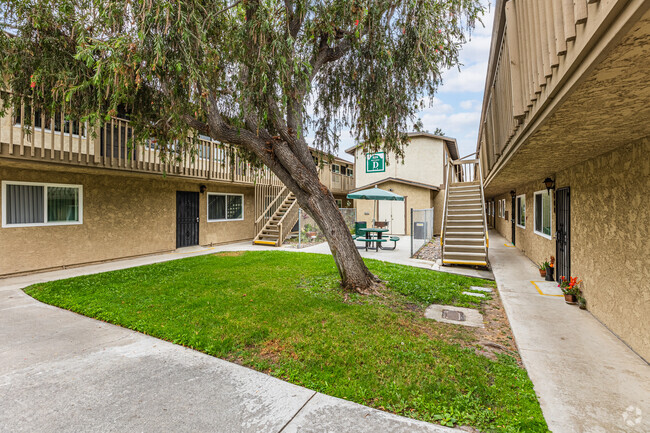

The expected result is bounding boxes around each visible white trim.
[2,180,83,228]
[533,190,553,240]
[13,121,88,139]
[206,192,245,222]
[516,194,526,228]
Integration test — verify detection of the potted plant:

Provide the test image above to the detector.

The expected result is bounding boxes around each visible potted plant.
[577,296,587,310]
[545,256,555,281]
[538,261,549,278]
[559,276,581,304]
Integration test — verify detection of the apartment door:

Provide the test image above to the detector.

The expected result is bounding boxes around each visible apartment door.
[176,191,200,248]
[511,195,516,245]
[556,187,571,281]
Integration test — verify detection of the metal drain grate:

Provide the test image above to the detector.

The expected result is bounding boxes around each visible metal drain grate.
[442,309,466,321]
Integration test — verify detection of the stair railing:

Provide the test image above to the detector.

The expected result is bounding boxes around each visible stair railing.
[254,186,288,238]
[440,155,454,261]
[276,197,299,246]
[477,157,489,253]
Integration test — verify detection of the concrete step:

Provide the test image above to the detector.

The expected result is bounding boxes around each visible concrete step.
[447,218,484,224]
[448,198,482,204]
[444,245,486,253]
[445,237,485,246]
[446,225,484,231]
[442,258,488,266]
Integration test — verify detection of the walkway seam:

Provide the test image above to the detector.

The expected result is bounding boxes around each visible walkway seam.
[276,391,317,433]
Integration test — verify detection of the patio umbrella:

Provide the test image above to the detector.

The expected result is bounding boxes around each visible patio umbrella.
[347,186,404,230]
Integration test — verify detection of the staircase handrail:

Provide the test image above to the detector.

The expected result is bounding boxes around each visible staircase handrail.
[477,157,489,251]
[255,186,287,225]
[276,197,299,246]
[440,154,454,260]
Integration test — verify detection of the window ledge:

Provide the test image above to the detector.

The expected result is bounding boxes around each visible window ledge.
[534,230,553,240]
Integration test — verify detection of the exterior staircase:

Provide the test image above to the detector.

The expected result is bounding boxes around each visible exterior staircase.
[253,191,298,246]
[441,158,489,266]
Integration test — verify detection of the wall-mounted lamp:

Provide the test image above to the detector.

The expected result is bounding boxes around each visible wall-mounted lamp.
[510,190,516,198]
[200,185,207,194]
[543,177,555,193]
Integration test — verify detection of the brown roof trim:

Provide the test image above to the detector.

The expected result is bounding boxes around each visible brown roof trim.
[308,146,354,164]
[350,177,440,193]
[344,132,459,160]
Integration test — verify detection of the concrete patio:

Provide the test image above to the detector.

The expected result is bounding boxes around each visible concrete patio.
[488,230,649,433]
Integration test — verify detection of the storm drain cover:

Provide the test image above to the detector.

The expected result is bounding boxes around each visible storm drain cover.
[442,309,466,321]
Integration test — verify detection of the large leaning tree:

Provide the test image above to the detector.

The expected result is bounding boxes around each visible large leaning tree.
[0,0,484,292]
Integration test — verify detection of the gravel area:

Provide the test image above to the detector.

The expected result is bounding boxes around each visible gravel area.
[413,236,442,261]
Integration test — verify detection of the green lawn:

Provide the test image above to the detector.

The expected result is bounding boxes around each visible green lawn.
[25,251,548,432]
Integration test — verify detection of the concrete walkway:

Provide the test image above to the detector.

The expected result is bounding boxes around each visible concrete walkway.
[0,236,491,293]
[489,230,649,433]
[0,242,467,433]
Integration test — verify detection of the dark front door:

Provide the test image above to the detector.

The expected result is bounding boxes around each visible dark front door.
[511,195,516,245]
[556,187,571,281]
[176,191,199,248]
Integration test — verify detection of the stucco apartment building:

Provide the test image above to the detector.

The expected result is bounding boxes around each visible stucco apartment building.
[477,0,649,360]
[345,133,459,235]
[0,100,355,276]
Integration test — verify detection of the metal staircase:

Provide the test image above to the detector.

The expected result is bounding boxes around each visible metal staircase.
[441,156,489,266]
[253,188,299,246]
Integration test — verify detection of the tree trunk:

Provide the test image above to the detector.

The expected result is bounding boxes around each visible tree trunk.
[202,102,379,293]
[293,172,380,294]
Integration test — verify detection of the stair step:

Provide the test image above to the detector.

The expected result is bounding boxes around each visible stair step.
[442,258,488,266]
[253,240,277,246]
[444,245,486,252]
[445,238,485,246]
[448,198,481,203]
[445,231,485,236]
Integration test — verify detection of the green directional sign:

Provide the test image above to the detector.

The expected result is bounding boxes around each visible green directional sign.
[366,152,385,173]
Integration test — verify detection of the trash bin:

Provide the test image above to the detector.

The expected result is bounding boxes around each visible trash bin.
[413,222,425,239]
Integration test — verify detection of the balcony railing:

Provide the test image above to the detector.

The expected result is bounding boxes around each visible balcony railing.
[478,0,630,180]
[329,172,355,193]
[0,95,282,186]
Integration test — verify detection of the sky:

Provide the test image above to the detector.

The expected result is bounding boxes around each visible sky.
[327,1,495,162]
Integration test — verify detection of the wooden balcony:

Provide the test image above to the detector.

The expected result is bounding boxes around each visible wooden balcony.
[477,0,649,193]
[0,100,282,186]
[327,172,355,195]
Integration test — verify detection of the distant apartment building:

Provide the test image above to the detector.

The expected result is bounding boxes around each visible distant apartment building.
[477,0,649,359]
[346,132,459,235]
[0,97,355,275]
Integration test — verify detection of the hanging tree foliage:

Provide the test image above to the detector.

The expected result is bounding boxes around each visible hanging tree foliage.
[0,0,485,292]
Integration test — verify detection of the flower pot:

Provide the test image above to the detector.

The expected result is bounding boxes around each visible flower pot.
[578,298,587,310]
[545,266,554,281]
[539,269,546,278]
[564,294,577,304]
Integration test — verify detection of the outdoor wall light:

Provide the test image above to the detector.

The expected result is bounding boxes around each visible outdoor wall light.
[200,184,207,194]
[543,177,555,193]
[510,190,516,198]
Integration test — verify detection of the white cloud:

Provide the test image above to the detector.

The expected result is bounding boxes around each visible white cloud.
[460,99,481,110]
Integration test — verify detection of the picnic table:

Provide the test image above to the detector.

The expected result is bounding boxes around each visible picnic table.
[355,228,389,251]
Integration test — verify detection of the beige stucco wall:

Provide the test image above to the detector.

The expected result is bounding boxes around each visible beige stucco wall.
[0,166,255,276]
[353,181,440,236]
[353,136,446,188]
[490,138,650,360]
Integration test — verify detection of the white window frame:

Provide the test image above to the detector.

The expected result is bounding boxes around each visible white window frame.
[501,199,505,218]
[516,194,526,228]
[331,164,340,174]
[2,180,83,228]
[206,193,245,222]
[533,190,553,240]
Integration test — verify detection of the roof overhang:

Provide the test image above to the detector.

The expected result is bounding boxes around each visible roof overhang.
[344,132,459,160]
[350,177,440,193]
